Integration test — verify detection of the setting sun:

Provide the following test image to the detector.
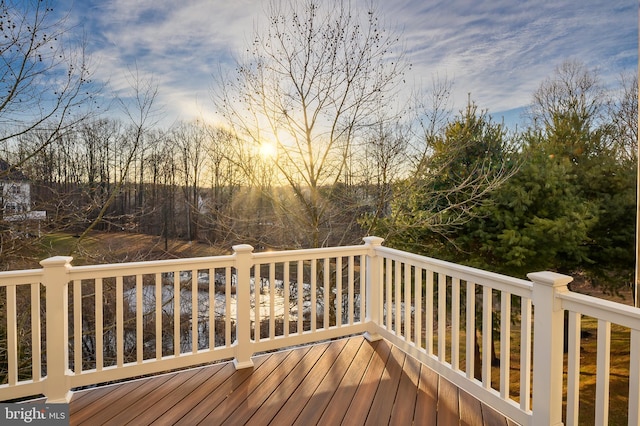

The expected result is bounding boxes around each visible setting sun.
[259,142,277,160]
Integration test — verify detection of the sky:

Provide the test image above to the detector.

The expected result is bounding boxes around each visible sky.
[61,0,637,129]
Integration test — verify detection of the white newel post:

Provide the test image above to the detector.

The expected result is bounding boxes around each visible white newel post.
[40,256,74,403]
[363,236,384,341]
[528,271,572,426]
[233,244,255,369]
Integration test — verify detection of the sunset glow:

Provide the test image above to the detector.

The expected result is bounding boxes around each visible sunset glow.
[259,142,277,160]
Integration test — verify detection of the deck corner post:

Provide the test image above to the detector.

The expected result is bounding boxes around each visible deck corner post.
[528,271,572,426]
[233,244,255,369]
[40,256,74,403]
[363,236,384,341]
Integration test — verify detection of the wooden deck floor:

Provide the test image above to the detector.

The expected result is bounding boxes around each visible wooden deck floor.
[66,336,517,425]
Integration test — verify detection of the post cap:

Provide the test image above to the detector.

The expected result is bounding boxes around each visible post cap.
[40,256,74,268]
[363,236,384,246]
[232,244,254,254]
[527,271,573,287]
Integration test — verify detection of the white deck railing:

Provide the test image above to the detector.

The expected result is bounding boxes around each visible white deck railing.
[0,236,639,425]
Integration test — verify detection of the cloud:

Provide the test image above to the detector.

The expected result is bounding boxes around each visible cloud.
[65,0,637,126]
[387,0,636,115]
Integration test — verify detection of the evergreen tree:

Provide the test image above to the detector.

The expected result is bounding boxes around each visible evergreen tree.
[366,99,514,254]
[450,62,636,288]
[456,128,596,276]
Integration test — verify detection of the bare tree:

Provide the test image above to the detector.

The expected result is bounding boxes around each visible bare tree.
[201,125,244,245]
[171,121,209,241]
[0,0,99,267]
[527,59,605,131]
[144,130,178,251]
[411,77,454,159]
[214,0,410,247]
[72,70,162,253]
[363,97,517,250]
[606,72,638,162]
[0,0,97,165]
[355,111,411,236]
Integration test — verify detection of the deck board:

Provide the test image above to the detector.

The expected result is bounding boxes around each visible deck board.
[414,362,439,424]
[103,371,194,424]
[341,337,392,425]
[365,344,405,425]
[316,340,376,425]
[56,336,517,425]
[267,338,349,425]
[436,366,461,425]
[114,365,221,424]
[459,388,484,426]
[481,401,510,426]
[295,337,364,425]
[175,356,264,425]
[241,342,329,425]
[389,353,421,425]
[214,344,316,425]
[73,372,179,424]
[143,362,233,424]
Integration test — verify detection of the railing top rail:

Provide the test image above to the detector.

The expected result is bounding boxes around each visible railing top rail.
[251,244,367,262]
[558,290,640,329]
[0,268,44,286]
[0,244,370,284]
[66,254,236,280]
[375,246,533,298]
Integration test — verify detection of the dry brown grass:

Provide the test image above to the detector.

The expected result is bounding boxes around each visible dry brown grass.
[34,231,229,267]
[428,282,633,425]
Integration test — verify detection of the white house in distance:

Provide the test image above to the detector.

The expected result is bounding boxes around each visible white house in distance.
[0,159,46,222]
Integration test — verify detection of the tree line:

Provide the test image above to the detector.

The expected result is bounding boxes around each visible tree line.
[0,0,637,293]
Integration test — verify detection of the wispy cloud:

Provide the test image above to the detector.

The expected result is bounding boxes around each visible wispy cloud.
[64,0,637,125]
[388,0,637,113]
